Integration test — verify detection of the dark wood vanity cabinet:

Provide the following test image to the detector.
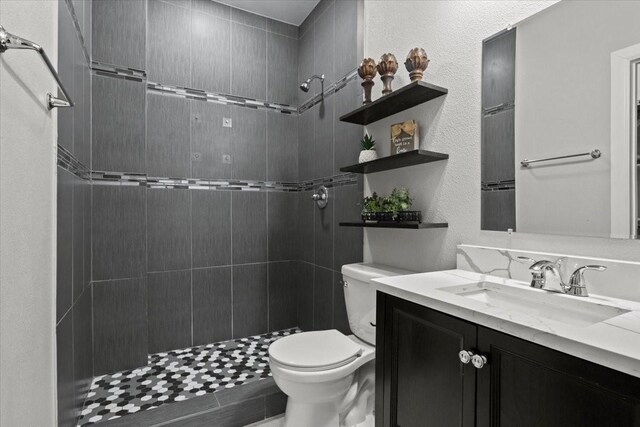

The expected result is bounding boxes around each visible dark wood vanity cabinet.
[376,293,640,427]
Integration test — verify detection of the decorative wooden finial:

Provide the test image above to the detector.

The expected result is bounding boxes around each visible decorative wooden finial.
[377,53,398,96]
[404,48,430,82]
[358,58,377,104]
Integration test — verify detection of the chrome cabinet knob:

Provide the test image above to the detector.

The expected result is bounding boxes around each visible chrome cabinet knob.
[471,354,488,369]
[458,350,474,364]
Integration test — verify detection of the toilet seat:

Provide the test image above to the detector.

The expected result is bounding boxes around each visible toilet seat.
[269,330,362,372]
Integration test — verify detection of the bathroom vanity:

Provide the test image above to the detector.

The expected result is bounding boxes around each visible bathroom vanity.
[372,248,640,427]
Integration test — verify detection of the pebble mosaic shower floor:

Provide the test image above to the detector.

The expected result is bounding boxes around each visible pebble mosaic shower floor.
[78,328,300,426]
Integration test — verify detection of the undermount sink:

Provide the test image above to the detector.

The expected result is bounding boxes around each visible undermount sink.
[440,281,630,327]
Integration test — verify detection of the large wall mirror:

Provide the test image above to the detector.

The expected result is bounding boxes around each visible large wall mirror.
[481,1,640,239]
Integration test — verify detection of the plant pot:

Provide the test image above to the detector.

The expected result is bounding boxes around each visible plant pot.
[359,149,378,163]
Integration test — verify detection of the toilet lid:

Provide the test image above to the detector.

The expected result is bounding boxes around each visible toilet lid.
[269,330,362,372]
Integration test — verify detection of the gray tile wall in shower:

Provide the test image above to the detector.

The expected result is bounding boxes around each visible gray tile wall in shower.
[88,0,362,384]
[295,0,364,336]
[56,1,94,426]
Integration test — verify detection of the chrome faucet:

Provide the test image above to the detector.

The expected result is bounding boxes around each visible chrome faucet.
[517,257,606,297]
[561,265,607,297]
[516,257,561,290]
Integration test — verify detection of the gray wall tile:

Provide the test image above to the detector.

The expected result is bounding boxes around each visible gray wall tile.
[93,278,148,375]
[314,189,333,270]
[92,75,145,173]
[297,28,315,104]
[148,0,191,87]
[334,0,359,79]
[191,11,231,94]
[268,262,298,331]
[56,312,75,427]
[192,266,232,345]
[334,183,363,269]
[231,7,266,29]
[313,2,335,84]
[334,81,362,173]
[231,23,267,100]
[92,0,146,70]
[231,107,267,180]
[147,189,191,272]
[73,288,94,411]
[191,101,232,179]
[295,261,313,331]
[83,181,91,290]
[268,192,298,261]
[191,0,230,19]
[92,186,146,281]
[58,1,75,154]
[57,168,73,321]
[83,0,92,58]
[148,270,192,353]
[332,271,351,335]
[267,33,298,105]
[192,190,231,268]
[233,263,268,338]
[265,391,288,418]
[72,176,85,302]
[313,266,333,330]
[267,18,298,39]
[232,192,267,264]
[74,57,91,168]
[313,96,334,180]
[73,37,86,165]
[267,113,298,182]
[297,107,314,182]
[147,93,191,178]
[163,396,264,427]
[297,190,314,263]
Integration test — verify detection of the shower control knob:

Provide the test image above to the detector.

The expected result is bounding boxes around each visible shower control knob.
[311,186,329,209]
[471,354,488,369]
[458,350,474,364]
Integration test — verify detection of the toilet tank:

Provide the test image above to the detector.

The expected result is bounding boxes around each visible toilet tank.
[341,263,414,345]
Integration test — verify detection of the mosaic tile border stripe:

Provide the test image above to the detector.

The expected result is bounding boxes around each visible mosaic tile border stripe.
[147,82,298,115]
[481,180,516,191]
[90,63,359,116]
[91,171,358,192]
[57,144,357,193]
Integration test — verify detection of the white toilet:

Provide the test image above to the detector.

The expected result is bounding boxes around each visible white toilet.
[268,263,414,427]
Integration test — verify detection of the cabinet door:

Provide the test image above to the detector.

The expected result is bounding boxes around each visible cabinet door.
[376,294,477,427]
[477,327,640,427]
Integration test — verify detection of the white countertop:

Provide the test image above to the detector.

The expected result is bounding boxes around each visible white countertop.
[372,269,640,378]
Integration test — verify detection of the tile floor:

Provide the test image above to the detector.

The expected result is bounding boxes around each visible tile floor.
[77,328,300,426]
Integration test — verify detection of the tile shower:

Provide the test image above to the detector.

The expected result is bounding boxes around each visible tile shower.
[55,0,364,425]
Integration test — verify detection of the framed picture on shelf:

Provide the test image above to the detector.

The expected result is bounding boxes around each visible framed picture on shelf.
[390,120,419,154]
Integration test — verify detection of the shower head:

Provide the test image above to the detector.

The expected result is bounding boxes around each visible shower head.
[299,74,325,93]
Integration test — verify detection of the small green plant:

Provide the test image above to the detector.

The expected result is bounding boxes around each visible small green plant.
[363,192,384,212]
[360,133,376,150]
[362,187,413,219]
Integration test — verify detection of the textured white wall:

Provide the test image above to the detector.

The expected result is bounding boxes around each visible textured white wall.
[515,1,640,238]
[0,0,57,424]
[362,0,640,272]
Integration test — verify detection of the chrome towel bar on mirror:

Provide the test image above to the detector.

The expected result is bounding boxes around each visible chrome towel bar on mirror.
[520,149,601,167]
[0,25,73,109]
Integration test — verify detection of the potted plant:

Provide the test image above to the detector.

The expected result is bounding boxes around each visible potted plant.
[359,133,378,163]
[361,187,422,223]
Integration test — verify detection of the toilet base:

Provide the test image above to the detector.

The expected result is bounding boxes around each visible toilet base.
[283,399,340,427]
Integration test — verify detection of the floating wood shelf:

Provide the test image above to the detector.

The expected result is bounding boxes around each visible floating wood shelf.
[339,80,448,125]
[340,149,449,174]
[339,222,448,229]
